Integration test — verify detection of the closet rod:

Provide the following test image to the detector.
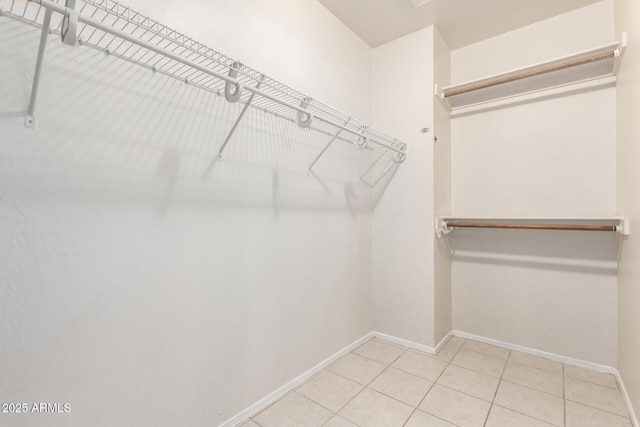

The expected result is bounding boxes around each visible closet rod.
[27,0,406,157]
[444,222,617,232]
[444,51,615,98]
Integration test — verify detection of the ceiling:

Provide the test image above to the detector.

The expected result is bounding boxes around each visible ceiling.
[317,0,602,49]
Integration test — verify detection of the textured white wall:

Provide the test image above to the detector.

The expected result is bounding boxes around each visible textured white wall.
[449,1,619,366]
[0,1,374,426]
[614,0,640,421]
[371,27,436,346]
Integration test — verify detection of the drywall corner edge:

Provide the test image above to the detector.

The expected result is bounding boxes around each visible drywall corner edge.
[220,331,374,427]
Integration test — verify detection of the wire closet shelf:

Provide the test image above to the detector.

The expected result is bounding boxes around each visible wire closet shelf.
[2,0,408,170]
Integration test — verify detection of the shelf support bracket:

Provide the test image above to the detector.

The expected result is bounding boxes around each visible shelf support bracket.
[25,7,53,129]
[308,119,349,173]
[613,32,627,76]
[217,74,264,159]
[434,83,452,111]
[617,218,631,236]
[435,217,453,238]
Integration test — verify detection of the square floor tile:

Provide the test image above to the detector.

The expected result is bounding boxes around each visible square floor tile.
[369,367,433,406]
[485,405,556,427]
[353,339,405,365]
[565,376,628,416]
[564,364,618,389]
[323,415,359,427]
[328,353,387,385]
[339,388,413,427]
[462,340,510,359]
[297,370,363,412]
[391,350,448,381]
[253,392,332,427]
[502,361,563,397]
[447,336,466,347]
[509,351,563,374]
[419,384,491,427]
[430,343,460,363]
[565,400,632,427]
[451,348,507,377]
[493,381,564,426]
[404,410,457,426]
[436,364,499,402]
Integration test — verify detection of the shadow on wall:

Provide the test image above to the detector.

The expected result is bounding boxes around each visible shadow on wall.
[449,228,619,275]
[0,18,403,217]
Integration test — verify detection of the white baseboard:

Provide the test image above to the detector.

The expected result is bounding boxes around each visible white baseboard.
[435,330,454,353]
[453,330,638,426]
[616,370,639,427]
[220,332,374,427]
[453,330,616,374]
[372,330,452,355]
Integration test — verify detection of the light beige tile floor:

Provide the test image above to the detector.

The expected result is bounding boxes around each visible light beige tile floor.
[243,337,633,427]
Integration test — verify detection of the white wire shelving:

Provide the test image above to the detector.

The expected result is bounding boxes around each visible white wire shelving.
[1,0,408,172]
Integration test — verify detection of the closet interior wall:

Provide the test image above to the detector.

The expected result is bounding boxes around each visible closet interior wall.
[0,0,376,425]
[449,0,618,366]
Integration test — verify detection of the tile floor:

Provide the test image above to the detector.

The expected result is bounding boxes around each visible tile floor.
[241,336,633,427]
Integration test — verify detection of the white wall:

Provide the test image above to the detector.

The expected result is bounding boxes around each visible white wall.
[371,27,436,346]
[0,1,374,425]
[614,0,640,421]
[449,1,619,365]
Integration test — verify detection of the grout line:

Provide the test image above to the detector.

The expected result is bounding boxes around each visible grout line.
[402,367,446,426]
[564,373,620,390]
[482,353,507,426]
[491,403,560,426]
[564,397,633,419]
[499,378,564,399]
[401,339,462,426]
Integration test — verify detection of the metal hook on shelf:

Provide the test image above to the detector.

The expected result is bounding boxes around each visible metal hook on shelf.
[224,61,243,103]
[355,136,368,149]
[217,74,265,159]
[296,97,313,128]
[355,126,369,149]
[61,1,78,46]
[393,145,407,163]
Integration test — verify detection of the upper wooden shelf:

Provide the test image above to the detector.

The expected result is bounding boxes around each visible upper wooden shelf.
[436,33,627,111]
